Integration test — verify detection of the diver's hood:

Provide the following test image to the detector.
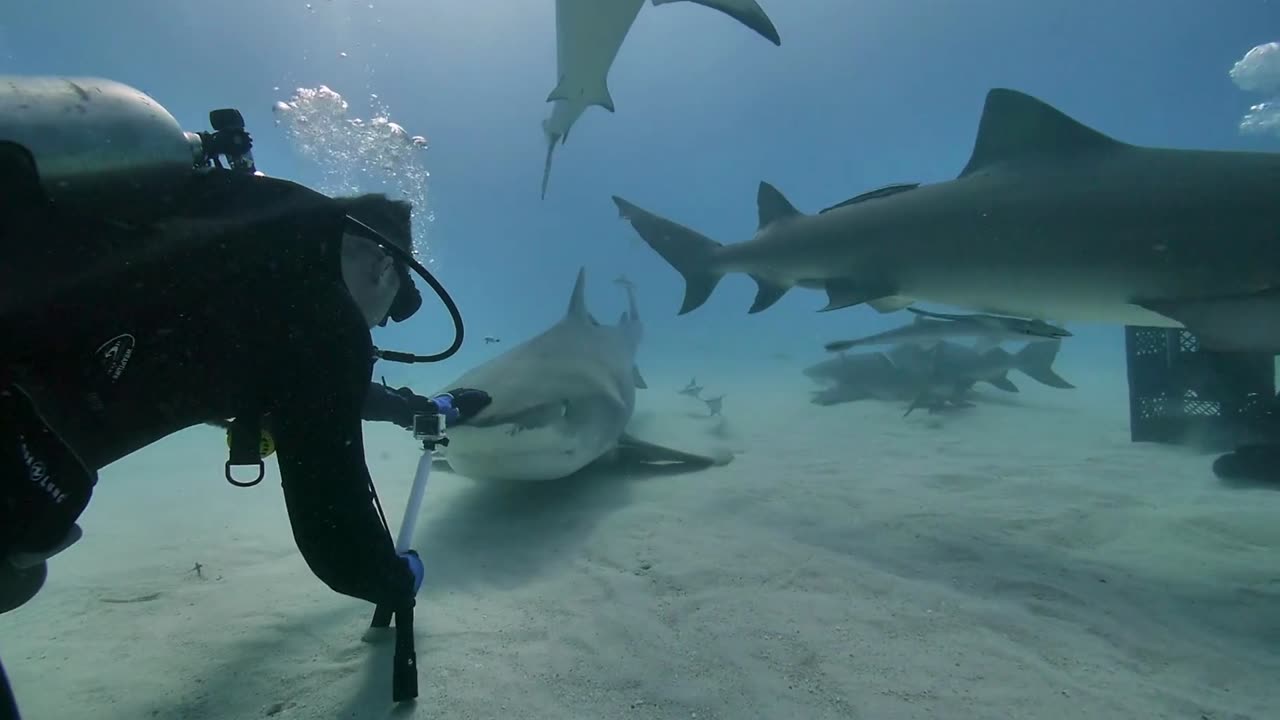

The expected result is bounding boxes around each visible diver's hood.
[338,214,422,326]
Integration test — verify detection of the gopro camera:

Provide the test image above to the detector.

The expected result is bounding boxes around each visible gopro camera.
[411,412,446,443]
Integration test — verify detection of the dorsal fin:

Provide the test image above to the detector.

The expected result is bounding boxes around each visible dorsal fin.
[819,183,920,214]
[566,267,589,320]
[757,181,801,229]
[959,89,1128,177]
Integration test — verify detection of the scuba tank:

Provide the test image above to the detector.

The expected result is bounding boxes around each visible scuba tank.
[0,75,254,223]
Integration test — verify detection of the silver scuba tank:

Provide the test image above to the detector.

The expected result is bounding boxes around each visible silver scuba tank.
[0,75,206,222]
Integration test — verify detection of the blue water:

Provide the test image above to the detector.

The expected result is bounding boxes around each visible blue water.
[5,0,1275,381]
[3,1,1280,717]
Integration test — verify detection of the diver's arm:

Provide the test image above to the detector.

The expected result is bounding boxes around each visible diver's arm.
[361,382,416,428]
[270,306,415,607]
[362,383,493,429]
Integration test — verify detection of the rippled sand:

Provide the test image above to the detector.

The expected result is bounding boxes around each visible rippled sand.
[3,371,1277,719]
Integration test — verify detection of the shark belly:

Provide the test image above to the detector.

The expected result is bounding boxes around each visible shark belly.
[441,423,608,482]
[897,265,1183,326]
[551,0,645,110]
[869,165,1280,326]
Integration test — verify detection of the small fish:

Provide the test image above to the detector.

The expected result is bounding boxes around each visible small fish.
[484,336,502,344]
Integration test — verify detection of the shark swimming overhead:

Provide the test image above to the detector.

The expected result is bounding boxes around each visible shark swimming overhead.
[612,87,1280,352]
[541,0,780,198]
[433,268,727,482]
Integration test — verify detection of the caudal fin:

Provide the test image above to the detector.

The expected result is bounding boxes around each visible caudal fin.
[1013,340,1075,389]
[612,196,723,314]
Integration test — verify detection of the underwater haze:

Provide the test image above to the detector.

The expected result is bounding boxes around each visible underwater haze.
[3,1,1280,718]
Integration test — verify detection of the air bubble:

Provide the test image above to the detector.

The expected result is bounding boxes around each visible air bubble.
[272,85,434,258]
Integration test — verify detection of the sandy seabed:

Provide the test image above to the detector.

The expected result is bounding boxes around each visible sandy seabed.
[2,370,1278,720]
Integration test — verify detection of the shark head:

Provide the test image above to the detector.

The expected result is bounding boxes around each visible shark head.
[436,268,647,482]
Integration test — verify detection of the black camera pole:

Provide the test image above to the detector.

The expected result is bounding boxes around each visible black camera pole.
[368,413,447,703]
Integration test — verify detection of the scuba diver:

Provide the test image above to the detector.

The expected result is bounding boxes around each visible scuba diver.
[0,75,487,715]
[1210,393,1280,489]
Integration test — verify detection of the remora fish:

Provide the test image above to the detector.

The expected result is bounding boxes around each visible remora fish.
[824,309,1070,353]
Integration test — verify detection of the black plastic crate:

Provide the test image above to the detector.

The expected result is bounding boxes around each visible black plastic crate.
[1125,326,1275,447]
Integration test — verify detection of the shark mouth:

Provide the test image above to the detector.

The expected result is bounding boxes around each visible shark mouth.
[466,400,571,436]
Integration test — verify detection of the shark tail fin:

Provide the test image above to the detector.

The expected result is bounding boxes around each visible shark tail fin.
[612,196,724,315]
[1013,340,1075,389]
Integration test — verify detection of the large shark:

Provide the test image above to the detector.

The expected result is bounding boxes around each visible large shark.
[540,0,780,198]
[612,88,1280,352]
[434,268,726,482]
[823,309,1070,353]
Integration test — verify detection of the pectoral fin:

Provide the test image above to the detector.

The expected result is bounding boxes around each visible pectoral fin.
[867,295,915,313]
[749,275,789,313]
[1137,293,1280,352]
[651,0,782,46]
[616,433,734,467]
[819,279,903,313]
[985,373,1020,393]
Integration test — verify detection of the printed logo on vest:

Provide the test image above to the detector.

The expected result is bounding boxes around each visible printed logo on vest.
[95,334,135,382]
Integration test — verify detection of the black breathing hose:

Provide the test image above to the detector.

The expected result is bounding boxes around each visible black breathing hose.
[346,217,465,364]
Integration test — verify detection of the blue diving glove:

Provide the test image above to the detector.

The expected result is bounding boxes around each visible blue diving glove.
[428,388,492,427]
[399,549,424,595]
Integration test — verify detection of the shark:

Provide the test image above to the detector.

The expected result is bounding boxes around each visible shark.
[823,309,1070,353]
[678,377,703,397]
[540,0,781,198]
[804,351,906,405]
[804,340,1074,412]
[611,87,1280,352]
[433,268,727,482]
[892,340,1075,415]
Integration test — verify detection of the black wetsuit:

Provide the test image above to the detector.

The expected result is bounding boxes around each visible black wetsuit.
[0,171,415,607]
